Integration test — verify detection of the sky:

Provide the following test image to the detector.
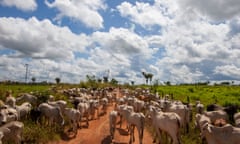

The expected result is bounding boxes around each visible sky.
[0,0,240,84]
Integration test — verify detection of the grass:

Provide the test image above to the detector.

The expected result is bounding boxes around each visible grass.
[0,83,239,143]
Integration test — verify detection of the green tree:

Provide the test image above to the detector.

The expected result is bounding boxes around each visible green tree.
[55,77,61,84]
[110,78,118,85]
[86,75,96,83]
[131,81,135,86]
[97,78,102,83]
[103,76,108,83]
[31,77,36,83]
[165,81,171,86]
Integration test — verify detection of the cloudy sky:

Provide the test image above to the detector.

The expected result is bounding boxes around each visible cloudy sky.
[0,0,240,84]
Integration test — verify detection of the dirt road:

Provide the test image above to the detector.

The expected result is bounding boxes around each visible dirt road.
[49,104,153,144]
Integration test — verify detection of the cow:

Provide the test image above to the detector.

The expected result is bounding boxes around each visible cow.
[100,98,108,115]
[109,110,118,141]
[5,93,16,108]
[0,121,24,144]
[89,99,100,120]
[16,102,32,120]
[38,103,65,127]
[133,98,145,112]
[162,102,190,133]
[195,113,211,131]
[234,112,240,127]
[146,105,181,144]
[201,123,240,144]
[120,105,145,144]
[77,102,90,128]
[48,100,67,114]
[116,104,134,129]
[63,108,81,136]
[196,101,204,114]
[16,93,37,107]
[0,106,18,125]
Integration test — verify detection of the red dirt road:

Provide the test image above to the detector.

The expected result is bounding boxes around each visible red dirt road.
[49,104,153,144]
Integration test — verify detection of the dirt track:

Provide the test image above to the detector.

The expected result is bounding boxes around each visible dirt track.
[49,104,153,144]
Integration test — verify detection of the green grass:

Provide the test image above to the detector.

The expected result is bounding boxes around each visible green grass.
[154,85,240,106]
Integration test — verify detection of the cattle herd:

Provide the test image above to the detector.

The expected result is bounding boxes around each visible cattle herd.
[0,87,240,144]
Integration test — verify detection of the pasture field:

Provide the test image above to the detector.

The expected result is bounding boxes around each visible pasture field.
[0,83,240,143]
[154,85,240,106]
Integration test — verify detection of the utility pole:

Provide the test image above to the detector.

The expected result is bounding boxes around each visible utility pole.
[25,64,29,83]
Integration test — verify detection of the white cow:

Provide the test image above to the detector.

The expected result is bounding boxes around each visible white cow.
[48,100,67,114]
[201,123,240,144]
[234,112,240,127]
[133,98,145,112]
[16,102,32,120]
[116,105,134,129]
[0,106,18,125]
[109,110,118,141]
[16,93,37,106]
[89,99,100,120]
[100,98,108,115]
[0,121,24,144]
[38,103,65,126]
[196,101,204,114]
[121,106,145,144]
[5,95,16,108]
[163,102,190,133]
[77,102,90,128]
[146,105,181,144]
[195,113,211,131]
[63,108,81,136]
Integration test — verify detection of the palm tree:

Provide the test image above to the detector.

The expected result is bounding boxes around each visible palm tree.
[142,72,148,84]
[55,77,61,84]
[147,73,153,85]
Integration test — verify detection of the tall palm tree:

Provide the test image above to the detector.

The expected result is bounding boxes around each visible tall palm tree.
[147,73,153,85]
[142,72,148,84]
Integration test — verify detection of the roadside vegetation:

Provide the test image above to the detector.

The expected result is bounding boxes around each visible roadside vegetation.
[0,81,239,143]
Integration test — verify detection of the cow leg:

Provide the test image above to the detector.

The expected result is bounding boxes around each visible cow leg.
[132,125,135,142]
[86,115,89,127]
[119,115,123,128]
[156,128,163,144]
[129,125,133,144]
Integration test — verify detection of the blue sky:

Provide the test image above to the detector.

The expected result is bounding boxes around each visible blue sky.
[0,0,240,84]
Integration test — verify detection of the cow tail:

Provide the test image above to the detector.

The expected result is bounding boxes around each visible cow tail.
[177,115,181,129]
[177,115,182,144]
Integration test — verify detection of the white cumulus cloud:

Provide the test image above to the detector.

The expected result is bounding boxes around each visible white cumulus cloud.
[45,0,106,29]
[0,0,37,11]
